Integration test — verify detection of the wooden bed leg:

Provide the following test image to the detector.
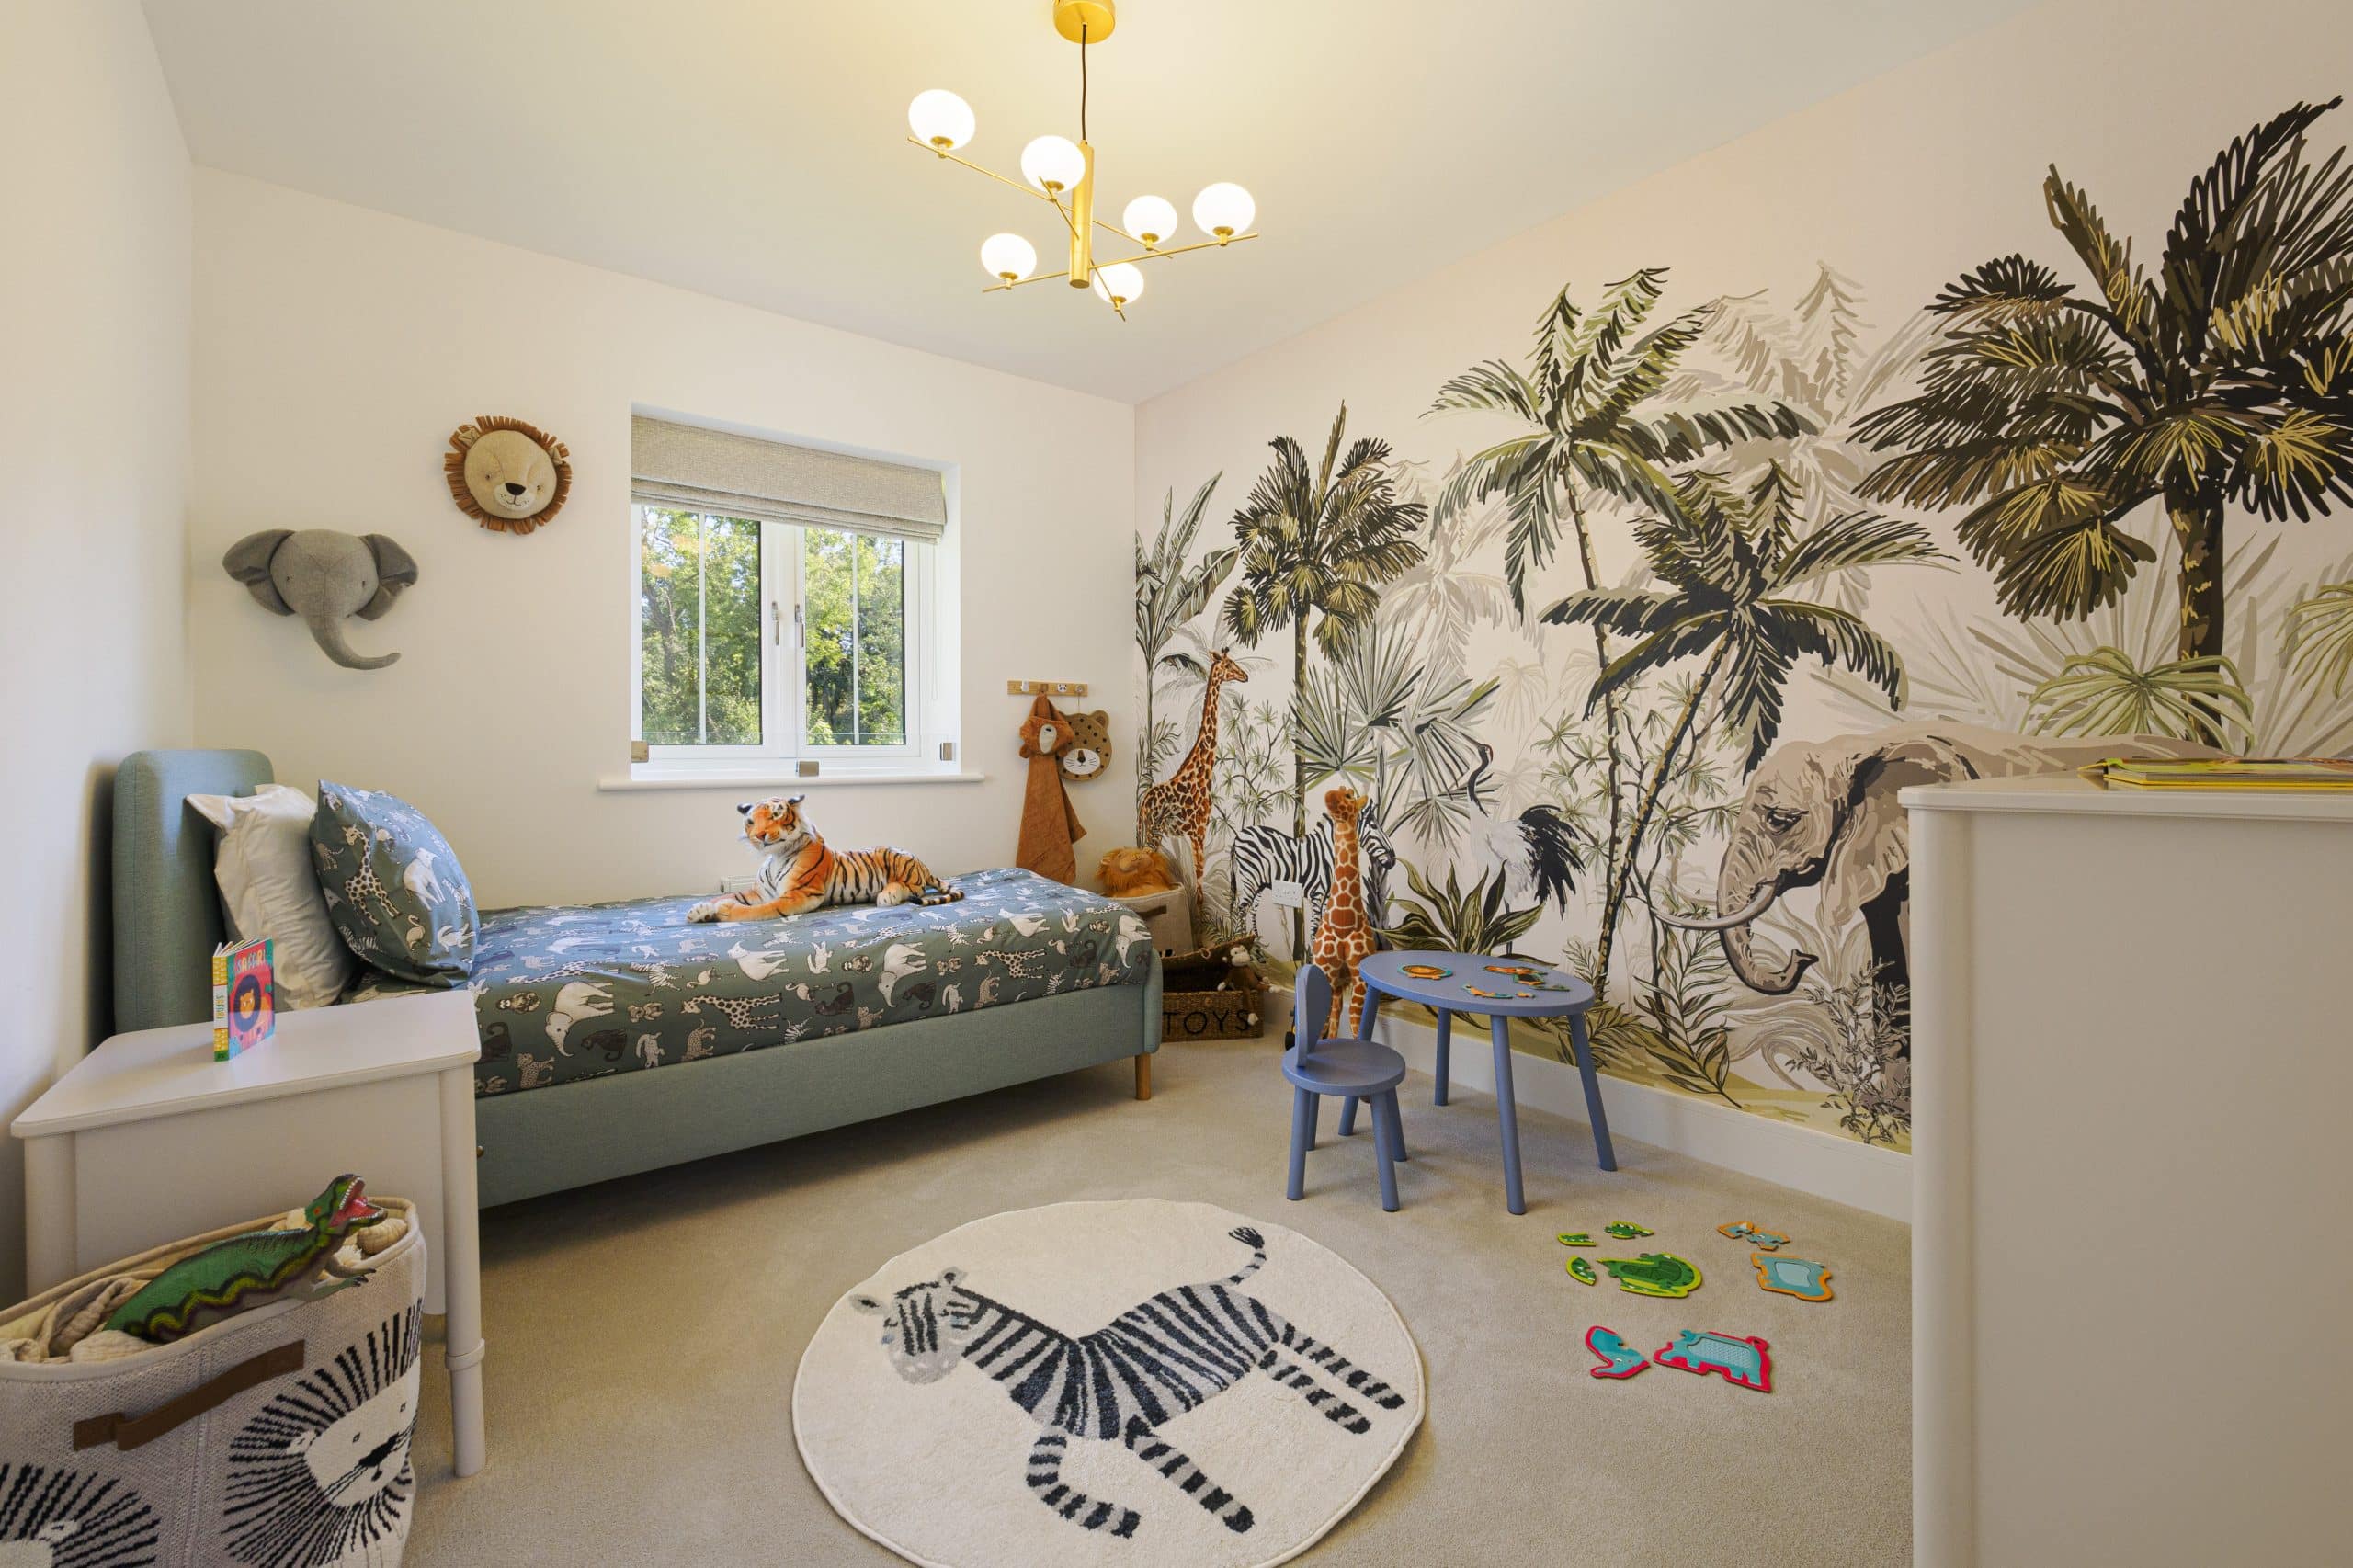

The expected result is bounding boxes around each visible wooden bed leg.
[1134,1053,1153,1101]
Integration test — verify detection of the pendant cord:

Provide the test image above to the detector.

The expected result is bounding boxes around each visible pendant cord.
[1080,27,1089,142]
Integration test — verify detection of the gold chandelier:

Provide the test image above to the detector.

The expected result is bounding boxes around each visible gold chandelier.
[904,0,1258,317]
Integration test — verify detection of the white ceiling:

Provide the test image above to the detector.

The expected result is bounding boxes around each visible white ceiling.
[142,0,2039,403]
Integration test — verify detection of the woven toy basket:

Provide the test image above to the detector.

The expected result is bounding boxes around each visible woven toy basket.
[0,1199,426,1567]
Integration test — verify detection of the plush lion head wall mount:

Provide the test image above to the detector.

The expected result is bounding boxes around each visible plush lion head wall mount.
[444,415,572,534]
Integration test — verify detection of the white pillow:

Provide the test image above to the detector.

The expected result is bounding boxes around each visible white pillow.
[187,783,354,1010]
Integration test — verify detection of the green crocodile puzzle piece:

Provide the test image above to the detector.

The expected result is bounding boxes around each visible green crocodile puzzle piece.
[1604,1221,1654,1239]
[1600,1252,1703,1299]
[1566,1256,1598,1286]
[1557,1232,1596,1247]
[104,1174,385,1343]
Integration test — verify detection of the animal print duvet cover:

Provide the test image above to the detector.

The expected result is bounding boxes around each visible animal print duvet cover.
[350,868,1154,1097]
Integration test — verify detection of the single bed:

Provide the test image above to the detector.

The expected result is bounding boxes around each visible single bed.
[111,750,1163,1205]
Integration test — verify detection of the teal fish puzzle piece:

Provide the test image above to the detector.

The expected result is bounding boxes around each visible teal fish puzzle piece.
[1557,1232,1596,1247]
[1566,1256,1597,1287]
[1600,1253,1702,1299]
[1752,1253,1834,1302]
[1604,1221,1654,1239]
[1718,1221,1790,1251]
[1654,1330,1773,1392]
[1584,1326,1649,1380]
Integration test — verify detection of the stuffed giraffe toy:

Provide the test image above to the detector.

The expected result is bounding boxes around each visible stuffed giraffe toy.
[1310,784,1377,1039]
[1138,648,1247,888]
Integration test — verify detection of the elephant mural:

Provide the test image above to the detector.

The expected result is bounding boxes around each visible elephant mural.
[1659,722,2223,1021]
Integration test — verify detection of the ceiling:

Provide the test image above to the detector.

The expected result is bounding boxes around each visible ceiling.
[142,0,2039,403]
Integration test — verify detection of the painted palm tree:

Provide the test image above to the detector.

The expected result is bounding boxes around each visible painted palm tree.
[1136,475,1238,797]
[1222,403,1429,844]
[1379,467,1516,670]
[1855,97,2353,744]
[1544,465,1946,992]
[1427,271,1812,988]
[1661,263,1942,611]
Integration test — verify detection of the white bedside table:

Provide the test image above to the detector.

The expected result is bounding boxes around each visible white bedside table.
[11,989,489,1477]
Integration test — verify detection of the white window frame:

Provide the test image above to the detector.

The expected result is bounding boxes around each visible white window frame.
[629,501,938,778]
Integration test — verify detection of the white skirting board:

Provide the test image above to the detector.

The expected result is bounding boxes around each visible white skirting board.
[1279,983,1912,1221]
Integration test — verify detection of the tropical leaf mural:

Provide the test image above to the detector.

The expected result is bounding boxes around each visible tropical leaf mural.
[1133,98,2353,1149]
[1855,97,2353,744]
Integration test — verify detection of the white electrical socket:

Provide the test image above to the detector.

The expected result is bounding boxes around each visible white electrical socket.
[1268,880,1306,910]
[719,874,758,894]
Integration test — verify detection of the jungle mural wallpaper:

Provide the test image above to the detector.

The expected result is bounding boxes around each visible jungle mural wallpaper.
[1134,97,2353,1151]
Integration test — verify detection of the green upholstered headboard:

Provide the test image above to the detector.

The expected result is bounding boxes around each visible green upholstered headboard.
[112,748,274,1034]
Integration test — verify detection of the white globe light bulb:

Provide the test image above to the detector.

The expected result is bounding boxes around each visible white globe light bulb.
[979,233,1038,283]
[1192,182,1256,239]
[1122,195,1178,247]
[1092,262,1146,308]
[1020,135,1086,194]
[906,90,975,151]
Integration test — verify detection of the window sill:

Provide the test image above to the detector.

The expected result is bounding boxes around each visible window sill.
[597,768,988,793]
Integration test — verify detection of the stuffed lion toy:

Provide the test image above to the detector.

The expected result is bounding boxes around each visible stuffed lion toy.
[1098,846,1179,897]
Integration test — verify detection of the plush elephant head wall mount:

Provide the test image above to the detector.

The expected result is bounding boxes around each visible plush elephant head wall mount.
[223,528,418,670]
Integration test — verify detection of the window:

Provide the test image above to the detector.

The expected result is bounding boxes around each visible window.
[634,505,932,768]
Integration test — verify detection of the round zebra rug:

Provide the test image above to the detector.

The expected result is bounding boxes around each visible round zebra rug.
[792,1199,1424,1568]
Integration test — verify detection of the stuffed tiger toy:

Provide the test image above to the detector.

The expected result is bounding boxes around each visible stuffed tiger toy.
[685,795,962,923]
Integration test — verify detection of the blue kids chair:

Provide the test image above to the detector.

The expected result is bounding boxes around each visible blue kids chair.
[1284,963,1410,1211]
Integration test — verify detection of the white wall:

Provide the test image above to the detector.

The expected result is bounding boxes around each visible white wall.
[0,0,193,1301]
[190,172,1134,908]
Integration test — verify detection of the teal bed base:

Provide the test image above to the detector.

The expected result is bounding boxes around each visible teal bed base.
[111,750,1162,1208]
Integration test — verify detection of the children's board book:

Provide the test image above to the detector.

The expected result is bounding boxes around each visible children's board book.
[2081,756,2353,790]
[211,937,276,1061]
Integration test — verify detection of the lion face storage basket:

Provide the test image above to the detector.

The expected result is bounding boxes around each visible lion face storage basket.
[0,1199,425,1568]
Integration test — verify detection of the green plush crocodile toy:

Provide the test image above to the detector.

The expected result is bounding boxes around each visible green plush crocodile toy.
[104,1174,386,1342]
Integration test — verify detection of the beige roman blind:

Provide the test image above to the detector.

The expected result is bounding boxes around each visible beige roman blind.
[631,416,948,544]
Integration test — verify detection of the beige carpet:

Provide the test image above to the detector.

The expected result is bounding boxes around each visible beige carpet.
[407,1036,1910,1566]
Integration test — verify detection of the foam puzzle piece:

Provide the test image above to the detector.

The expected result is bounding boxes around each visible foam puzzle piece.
[1584,1326,1649,1380]
[1751,1253,1834,1301]
[1566,1256,1597,1287]
[1718,1221,1790,1251]
[1600,1253,1702,1299]
[1604,1221,1654,1239]
[1462,985,1535,1000]
[1653,1330,1773,1392]
[1401,963,1452,980]
[1557,1232,1596,1247]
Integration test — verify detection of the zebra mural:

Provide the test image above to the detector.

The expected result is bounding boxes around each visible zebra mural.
[1229,800,1398,948]
[848,1226,1405,1540]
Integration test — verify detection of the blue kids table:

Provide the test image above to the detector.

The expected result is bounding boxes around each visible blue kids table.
[1339,949,1615,1214]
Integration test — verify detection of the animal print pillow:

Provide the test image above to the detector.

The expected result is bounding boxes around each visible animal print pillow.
[311,781,478,986]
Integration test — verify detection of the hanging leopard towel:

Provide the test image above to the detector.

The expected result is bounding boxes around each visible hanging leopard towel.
[792,1199,1423,1568]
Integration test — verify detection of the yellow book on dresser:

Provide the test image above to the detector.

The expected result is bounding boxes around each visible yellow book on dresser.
[2081,756,2353,790]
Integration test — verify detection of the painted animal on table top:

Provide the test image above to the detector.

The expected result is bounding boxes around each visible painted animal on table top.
[104,1174,386,1342]
[1138,648,1247,888]
[1310,785,1377,1039]
[688,795,961,923]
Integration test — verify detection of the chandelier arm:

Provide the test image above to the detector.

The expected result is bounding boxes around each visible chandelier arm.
[981,272,1074,294]
[904,137,1063,206]
[1098,233,1261,267]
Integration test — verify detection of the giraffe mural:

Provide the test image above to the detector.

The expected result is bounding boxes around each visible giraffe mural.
[1139,648,1248,889]
[1309,785,1376,1038]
